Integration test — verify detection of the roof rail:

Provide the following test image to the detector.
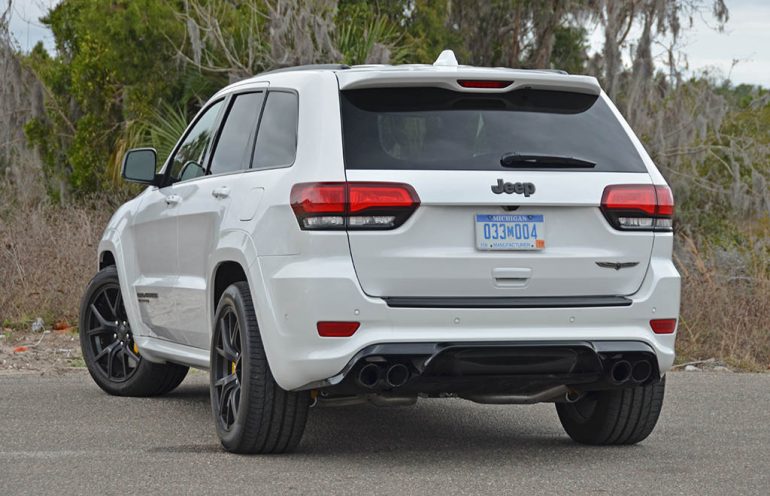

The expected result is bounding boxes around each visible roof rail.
[257,64,351,77]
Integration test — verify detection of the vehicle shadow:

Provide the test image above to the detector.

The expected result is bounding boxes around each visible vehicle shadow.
[163,381,649,460]
[303,402,577,456]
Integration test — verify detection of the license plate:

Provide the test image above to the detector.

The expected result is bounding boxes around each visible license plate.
[475,214,545,250]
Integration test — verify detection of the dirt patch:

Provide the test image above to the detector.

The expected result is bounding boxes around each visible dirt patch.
[0,327,84,375]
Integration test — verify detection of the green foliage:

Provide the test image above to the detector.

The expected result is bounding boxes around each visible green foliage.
[399,0,464,64]
[335,2,414,64]
[551,25,588,73]
[25,0,185,195]
[145,102,190,165]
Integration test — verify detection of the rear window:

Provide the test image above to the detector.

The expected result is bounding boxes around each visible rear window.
[252,91,298,169]
[340,88,647,172]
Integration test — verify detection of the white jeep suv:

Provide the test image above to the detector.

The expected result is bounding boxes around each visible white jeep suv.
[79,52,680,454]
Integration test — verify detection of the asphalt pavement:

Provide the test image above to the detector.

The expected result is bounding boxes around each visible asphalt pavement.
[1,370,768,495]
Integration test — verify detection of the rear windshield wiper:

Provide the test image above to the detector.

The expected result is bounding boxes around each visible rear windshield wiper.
[500,153,596,169]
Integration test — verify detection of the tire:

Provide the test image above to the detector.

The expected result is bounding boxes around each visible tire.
[79,266,189,397]
[210,281,309,454]
[556,377,665,445]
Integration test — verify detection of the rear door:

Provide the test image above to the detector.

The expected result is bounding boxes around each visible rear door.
[340,86,654,298]
[172,90,266,349]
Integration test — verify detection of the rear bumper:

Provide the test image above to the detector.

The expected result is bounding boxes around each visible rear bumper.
[253,250,680,391]
[317,340,660,396]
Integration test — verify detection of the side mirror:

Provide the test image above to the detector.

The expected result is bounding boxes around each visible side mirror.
[122,148,158,185]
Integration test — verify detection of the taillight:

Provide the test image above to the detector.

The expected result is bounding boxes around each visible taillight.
[601,184,674,232]
[457,79,513,89]
[290,182,420,230]
[317,321,360,337]
[650,319,677,334]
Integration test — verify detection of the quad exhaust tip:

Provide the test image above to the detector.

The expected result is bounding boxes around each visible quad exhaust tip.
[385,363,410,388]
[357,363,382,389]
[610,359,653,384]
[631,360,652,383]
[610,360,632,384]
[356,362,412,389]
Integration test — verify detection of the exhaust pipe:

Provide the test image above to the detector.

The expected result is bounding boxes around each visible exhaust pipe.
[565,389,584,403]
[384,363,410,388]
[610,360,632,384]
[357,363,383,389]
[314,394,418,408]
[631,360,652,383]
[461,385,569,405]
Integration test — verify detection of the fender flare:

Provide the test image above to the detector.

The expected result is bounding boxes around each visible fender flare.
[207,229,282,374]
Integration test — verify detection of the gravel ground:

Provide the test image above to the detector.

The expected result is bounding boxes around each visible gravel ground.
[0,327,83,374]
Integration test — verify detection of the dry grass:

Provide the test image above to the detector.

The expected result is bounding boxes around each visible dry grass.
[1,203,768,370]
[678,274,770,371]
[675,235,770,371]
[0,204,109,327]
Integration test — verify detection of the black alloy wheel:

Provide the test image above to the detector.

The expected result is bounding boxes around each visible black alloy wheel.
[212,307,242,431]
[83,281,140,382]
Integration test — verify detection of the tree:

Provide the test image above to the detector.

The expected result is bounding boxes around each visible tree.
[24,0,185,196]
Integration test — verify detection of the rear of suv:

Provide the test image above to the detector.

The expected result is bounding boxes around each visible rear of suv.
[79,51,680,454]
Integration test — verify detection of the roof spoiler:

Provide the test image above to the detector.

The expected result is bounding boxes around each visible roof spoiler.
[338,70,600,95]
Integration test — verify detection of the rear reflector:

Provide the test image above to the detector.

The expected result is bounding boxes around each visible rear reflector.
[317,321,360,337]
[457,79,513,89]
[601,184,674,231]
[650,319,677,334]
[291,182,420,230]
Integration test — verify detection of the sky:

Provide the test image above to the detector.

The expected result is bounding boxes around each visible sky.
[6,0,770,86]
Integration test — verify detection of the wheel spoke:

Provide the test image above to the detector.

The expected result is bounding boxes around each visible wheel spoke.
[94,341,117,362]
[231,385,240,418]
[217,374,239,427]
[87,326,110,336]
[106,342,121,379]
[227,392,237,422]
[218,384,230,420]
[111,290,123,320]
[118,347,128,378]
[219,318,237,361]
[214,372,237,389]
[231,321,241,355]
[90,304,109,327]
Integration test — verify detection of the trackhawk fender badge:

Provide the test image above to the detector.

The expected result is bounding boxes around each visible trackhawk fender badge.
[137,292,158,303]
[595,262,640,270]
[491,179,536,197]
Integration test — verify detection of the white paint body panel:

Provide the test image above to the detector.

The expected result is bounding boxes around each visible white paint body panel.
[345,170,654,298]
[95,65,680,390]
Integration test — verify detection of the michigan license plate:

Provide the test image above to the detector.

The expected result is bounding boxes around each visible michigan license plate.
[475,214,545,250]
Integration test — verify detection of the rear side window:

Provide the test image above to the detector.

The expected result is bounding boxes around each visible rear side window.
[252,91,298,169]
[340,88,647,173]
[209,92,265,175]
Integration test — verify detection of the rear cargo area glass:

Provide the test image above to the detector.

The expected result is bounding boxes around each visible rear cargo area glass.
[340,88,647,173]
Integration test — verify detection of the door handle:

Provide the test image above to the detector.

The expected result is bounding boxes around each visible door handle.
[164,194,182,206]
[212,186,231,199]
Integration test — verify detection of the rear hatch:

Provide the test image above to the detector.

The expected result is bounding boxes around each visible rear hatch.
[339,81,655,299]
